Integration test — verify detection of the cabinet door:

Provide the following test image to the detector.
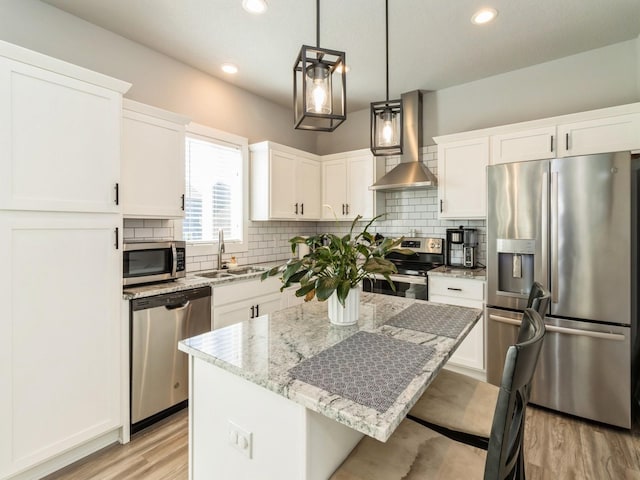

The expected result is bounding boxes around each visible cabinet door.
[297,158,321,220]
[437,137,489,219]
[347,154,375,219]
[269,150,297,219]
[213,292,282,330]
[322,159,347,220]
[429,276,484,372]
[121,109,186,218]
[490,126,556,164]
[0,212,121,477]
[557,113,640,157]
[0,58,121,213]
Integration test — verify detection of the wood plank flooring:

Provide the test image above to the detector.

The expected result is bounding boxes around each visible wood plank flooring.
[43,406,640,479]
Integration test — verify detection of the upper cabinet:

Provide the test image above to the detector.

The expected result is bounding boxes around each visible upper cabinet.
[436,137,489,219]
[557,113,640,157]
[321,149,376,221]
[0,46,130,213]
[121,100,191,218]
[437,102,640,219]
[250,141,321,221]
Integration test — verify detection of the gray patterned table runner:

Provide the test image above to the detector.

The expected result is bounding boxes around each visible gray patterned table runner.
[289,331,434,413]
[386,303,478,338]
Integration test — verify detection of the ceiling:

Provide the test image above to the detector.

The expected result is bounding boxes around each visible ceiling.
[42,0,640,112]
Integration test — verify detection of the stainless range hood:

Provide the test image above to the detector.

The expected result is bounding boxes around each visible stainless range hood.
[369,90,437,191]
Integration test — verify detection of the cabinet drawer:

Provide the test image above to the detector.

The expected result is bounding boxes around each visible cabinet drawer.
[429,277,484,301]
[213,276,281,306]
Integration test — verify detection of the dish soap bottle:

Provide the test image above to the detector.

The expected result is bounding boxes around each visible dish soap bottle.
[230,256,238,268]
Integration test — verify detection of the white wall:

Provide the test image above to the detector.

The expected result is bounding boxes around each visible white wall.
[0,0,317,151]
[317,39,640,154]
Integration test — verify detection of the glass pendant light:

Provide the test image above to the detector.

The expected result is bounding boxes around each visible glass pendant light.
[293,0,346,132]
[370,0,402,155]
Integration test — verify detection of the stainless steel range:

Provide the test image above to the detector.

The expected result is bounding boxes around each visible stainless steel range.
[363,237,444,300]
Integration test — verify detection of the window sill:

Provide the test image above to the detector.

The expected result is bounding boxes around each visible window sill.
[187,241,247,258]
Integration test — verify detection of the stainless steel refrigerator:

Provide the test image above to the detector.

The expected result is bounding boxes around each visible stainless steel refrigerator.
[486,151,639,428]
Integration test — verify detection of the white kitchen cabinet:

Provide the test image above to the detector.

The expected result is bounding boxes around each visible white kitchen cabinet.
[436,137,489,219]
[490,114,640,164]
[321,149,375,220]
[212,276,283,330]
[121,99,190,218]
[429,275,485,375]
[557,113,640,157]
[0,41,129,479]
[490,126,557,164]
[0,212,122,479]
[250,141,321,221]
[0,53,128,214]
[281,285,306,309]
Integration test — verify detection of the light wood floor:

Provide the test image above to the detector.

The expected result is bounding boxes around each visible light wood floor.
[43,406,640,480]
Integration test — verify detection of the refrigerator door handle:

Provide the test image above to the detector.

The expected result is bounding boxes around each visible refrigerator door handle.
[550,171,559,303]
[541,172,549,292]
[489,314,522,327]
[545,324,626,341]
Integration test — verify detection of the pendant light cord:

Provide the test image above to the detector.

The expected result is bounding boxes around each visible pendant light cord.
[316,0,320,47]
[385,0,389,101]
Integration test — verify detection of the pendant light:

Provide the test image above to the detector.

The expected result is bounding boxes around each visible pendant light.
[370,0,402,155]
[293,0,346,132]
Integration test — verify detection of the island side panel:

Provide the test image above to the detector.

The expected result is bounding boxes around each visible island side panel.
[190,357,361,480]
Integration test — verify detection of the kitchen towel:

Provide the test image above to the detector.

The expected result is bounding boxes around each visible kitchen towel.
[289,331,433,413]
[385,303,480,338]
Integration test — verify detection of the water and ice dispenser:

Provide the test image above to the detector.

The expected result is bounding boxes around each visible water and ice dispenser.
[496,239,535,296]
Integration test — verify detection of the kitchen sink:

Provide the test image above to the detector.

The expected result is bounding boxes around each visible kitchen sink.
[227,266,267,275]
[196,271,234,279]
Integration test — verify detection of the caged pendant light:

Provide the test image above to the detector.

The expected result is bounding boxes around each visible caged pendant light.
[293,0,346,132]
[370,0,402,155]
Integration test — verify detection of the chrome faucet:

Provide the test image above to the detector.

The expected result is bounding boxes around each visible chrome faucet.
[217,228,225,270]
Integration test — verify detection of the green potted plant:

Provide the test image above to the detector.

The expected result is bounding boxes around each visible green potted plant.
[261,214,412,326]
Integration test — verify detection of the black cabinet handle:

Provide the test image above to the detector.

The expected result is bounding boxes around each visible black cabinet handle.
[550,135,554,152]
[114,227,119,249]
[342,204,345,215]
[255,304,259,317]
[295,203,299,215]
[301,203,304,215]
[114,183,119,205]
[447,287,462,291]
[346,204,349,215]
[181,194,185,211]
[565,133,569,150]
[440,199,443,213]
[250,305,255,319]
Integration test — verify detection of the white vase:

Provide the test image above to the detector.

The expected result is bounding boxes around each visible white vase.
[328,287,360,326]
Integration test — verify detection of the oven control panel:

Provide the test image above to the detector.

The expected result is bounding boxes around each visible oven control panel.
[399,237,443,254]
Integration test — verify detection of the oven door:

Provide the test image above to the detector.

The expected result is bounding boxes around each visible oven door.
[363,274,427,300]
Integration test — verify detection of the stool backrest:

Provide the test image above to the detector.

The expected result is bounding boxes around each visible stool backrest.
[518,282,549,344]
[484,308,546,480]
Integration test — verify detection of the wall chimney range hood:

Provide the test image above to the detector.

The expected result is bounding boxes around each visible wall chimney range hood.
[369,90,437,191]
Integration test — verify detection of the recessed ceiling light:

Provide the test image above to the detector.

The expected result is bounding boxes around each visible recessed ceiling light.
[242,0,268,14]
[471,7,498,25]
[221,63,238,74]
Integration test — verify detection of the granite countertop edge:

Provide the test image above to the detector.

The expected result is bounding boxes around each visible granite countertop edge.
[428,265,486,281]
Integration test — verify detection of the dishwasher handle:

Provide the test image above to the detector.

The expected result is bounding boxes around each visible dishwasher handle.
[489,314,626,341]
[165,300,191,310]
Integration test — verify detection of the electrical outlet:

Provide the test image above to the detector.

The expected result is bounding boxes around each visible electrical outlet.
[227,420,253,459]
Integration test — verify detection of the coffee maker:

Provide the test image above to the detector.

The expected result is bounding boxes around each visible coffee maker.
[445,226,478,268]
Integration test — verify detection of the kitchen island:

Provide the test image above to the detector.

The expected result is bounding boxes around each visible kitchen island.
[178,292,482,480]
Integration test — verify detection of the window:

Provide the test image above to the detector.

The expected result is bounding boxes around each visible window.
[183,124,248,253]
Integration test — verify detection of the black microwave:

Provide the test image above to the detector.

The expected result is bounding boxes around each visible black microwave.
[123,240,186,286]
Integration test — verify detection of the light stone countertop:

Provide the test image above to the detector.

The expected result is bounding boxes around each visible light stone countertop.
[428,265,486,281]
[122,261,284,300]
[178,292,482,442]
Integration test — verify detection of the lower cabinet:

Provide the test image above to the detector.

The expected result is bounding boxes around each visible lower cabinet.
[281,286,306,309]
[212,277,282,330]
[0,211,122,479]
[428,275,485,375]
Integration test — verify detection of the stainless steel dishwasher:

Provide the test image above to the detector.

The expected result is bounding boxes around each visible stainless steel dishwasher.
[130,286,211,433]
